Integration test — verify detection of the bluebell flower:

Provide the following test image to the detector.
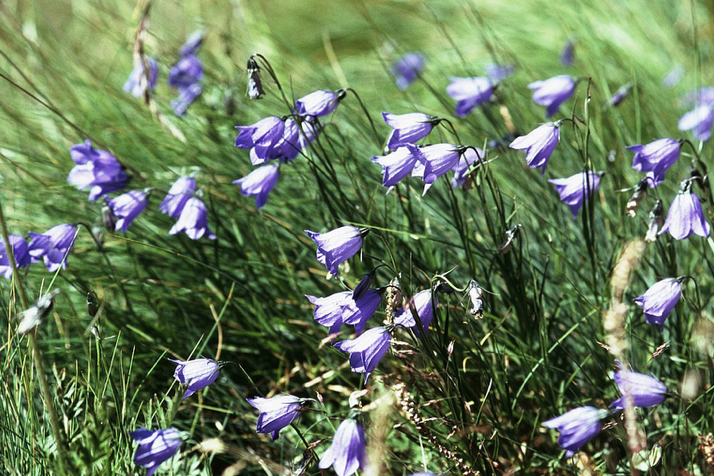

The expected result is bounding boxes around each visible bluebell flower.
[446,77,494,117]
[543,406,606,457]
[610,369,668,411]
[0,235,30,278]
[169,197,215,240]
[108,190,148,234]
[130,427,183,476]
[372,146,419,190]
[659,182,710,240]
[383,112,436,149]
[509,123,560,175]
[123,58,158,97]
[168,55,203,88]
[627,138,680,187]
[608,82,632,107]
[334,326,391,383]
[451,147,483,188]
[634,278,682,331]
[678,105,714,141]
[528,75,576,117]
[342,290,382,335]
[560,39,575,66]
[235,116,286,164]
[352,270,376,301]
[306,291,354,334]
[233,164,279,210]
[179,30,205,56]
[548,171,602,218]
[67,140,129,201]
[391,52,425,90]
[28,224,77,272]
[171,83,202,116]
[407,143,462,195]
[318,416,367,476]
[247,395,303,440]
[484,63,513,82]
[305,226,364,276]
[296,90,343,118]
[159,176,196,219]
[169,358,223,398]
[394,289,436,337]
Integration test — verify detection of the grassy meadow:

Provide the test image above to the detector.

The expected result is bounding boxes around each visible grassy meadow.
[1,0,714,474]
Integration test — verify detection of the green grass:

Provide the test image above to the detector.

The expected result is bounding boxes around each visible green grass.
[1,0,714,474]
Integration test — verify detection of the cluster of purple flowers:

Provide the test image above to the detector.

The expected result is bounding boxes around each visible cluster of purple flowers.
[168,31,204,115]
[0,224,78,279]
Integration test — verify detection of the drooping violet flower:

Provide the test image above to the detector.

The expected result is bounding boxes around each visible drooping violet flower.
[306,291,353,334]
[168,55,203,88]
[394,289,436,338]
[334,327,391,383]
[234,116,285,164]
[0,235,30,278]
[484,63,513,82]
[67,140,129,201]
[391,52,425,90]
[610,369,668,411]
[27,224,77,272]
[108,190,148,234]
[233,164,279,210]
[130,428,183,476]
[678,105,714,141]
[342,289,382,335]
[608,82,632,107]
[159,176,196,219]
[543,406,606,457]
[318,416,367,476]
[123,58,158,97]
[352,270,376,301]
[247,395,303,440]
[659,182,710,240]
[296,90,344,118]
[407,143,462,195]
[179,30,205,56]
[548,171,602,219]
[305,226,364,276]
[509,123,560,175]
[451,147,483,188]
[627,138,680,188]
[371,146,419,190]
[528,75,576,118]
[446,77,495,117]
[246,57,264,100]
[171,83,202,116]
[382,112,436,149]
[634,278,682,331]
[169,197,216,240]
[169,358,223,398]
[560,39,575,66]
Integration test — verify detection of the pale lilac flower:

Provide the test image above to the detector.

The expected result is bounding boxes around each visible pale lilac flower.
[319,417,367,476]
[235,116,285,164]
[233,164,279,209]
[391,52,425,90]
[0,235,30,278]
[169,197,216,240]
[382,112,436,149]
[334,327,390,383]
[451,147,483,188]
[296,90,343,118]
[372,146,419,189]
[627,138,680,187]
[659,183,710,240]
[171,83,202,116]
[663,66,684,88]
[123,58,158,97]
[543,406,606,457]
[247,395,303,440]
[306,291,353,334]
[548,171,602,219]
[130,428,183,476]
[108,190,148,234]
[407,143,461,195]
[168,55,203,88]
[610,370,668,411]
[529,75,576,118]
[394,289,436,337]
[484,63,513,81]
[634,278,682,331]
[560,39,575,66]
[179,30,204,56]
[27,224,77,272]
[608,83,632,107]
[446,77,494,117]
[159,177,196,219]
[67,140,129,201]
[342,290,382,335]
[169,358,223,398]
[509,123,560,175]
[305,226,364,276]
[678,105,714,141]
